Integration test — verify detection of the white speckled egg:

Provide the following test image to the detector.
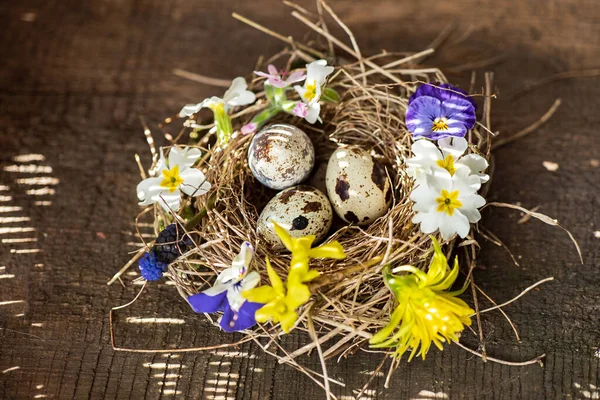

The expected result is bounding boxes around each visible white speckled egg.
[248,123,315,190]
[325,147,392,226]
[257,185,333,250]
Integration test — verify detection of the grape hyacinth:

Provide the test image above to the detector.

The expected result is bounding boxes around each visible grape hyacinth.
[153,223,193,264]
[138,251,168,281]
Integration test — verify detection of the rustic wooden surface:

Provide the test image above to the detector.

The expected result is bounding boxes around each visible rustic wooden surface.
[0,0,599,399]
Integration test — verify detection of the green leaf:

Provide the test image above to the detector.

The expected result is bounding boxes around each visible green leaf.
[321,87,340,102]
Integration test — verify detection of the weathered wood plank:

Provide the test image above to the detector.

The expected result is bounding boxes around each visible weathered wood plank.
[0,0,598,399]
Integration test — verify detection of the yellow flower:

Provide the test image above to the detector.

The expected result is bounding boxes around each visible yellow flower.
[243,221,346,333]
[243,257,299,332]
[369,237,473,360]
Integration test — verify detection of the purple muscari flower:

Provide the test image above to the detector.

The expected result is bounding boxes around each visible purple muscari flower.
[254,65,306,89]
[187,242,263,332]
[406,83,476,140]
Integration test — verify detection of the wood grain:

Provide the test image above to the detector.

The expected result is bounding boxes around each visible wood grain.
[0,0,598,398]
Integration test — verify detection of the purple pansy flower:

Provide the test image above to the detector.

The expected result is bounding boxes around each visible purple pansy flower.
[254,65,306,89]
[188,242,263,332]
[406,83,477,140]
[409,83,477,111]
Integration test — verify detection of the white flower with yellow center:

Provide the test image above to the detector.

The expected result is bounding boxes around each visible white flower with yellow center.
[179,77,256,117]
[406,137,489,184]
[294,59,334,105]
[410,167,485,240]
[136,147,211,212]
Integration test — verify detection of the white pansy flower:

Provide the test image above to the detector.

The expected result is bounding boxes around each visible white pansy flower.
[410,167,486,240]
[136,147,211,212]
[294,59,334,105]
[179,77,256,117]
[406,137,489,184]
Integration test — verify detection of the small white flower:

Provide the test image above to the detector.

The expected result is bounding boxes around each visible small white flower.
[179,77,256,117]
[406,137,489,184]
[136,147,211,212]
[200,242,260,312]
[294,59,334,105]
[410,167,486,240]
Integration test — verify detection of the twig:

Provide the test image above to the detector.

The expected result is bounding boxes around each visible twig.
[484,202,583,264]
[107,247,146,286]
[474,277,554,315]
[454,340,545,366]
[510,68,600,99]
[232,12,321,61]
[307,314,332,400]
[172,69,233,87]
[492,99,562,150]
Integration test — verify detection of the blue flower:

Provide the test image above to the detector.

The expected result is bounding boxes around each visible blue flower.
[406,83,476,140]
[138,251,168,281]
[187,242,264,332]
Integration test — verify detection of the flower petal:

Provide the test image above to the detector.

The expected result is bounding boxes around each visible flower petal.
[156,189,182,212]
[441,98,476,131]
[306,59,334,85]
[457,154,489,183]
[168,147,201,170]
[438,137,468,159]
[226,286,246,312]
[179,102,204,117]
[179,168,211,197]
[203,282,231,296]
[232,242,254,271]
[304,102,321,124]
[285,70,307,84]
[220,301,263,332]
[137,177,164,206]
[243,285,276,303]
[240,271,261,291]
[406,96,442,138]
[294,85,308,101]
[410,83,477,111]
[267,64,278,75]
[230,90,256,106]
[188,290,227,313]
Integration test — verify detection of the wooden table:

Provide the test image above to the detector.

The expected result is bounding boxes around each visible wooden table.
[1,0,598,398]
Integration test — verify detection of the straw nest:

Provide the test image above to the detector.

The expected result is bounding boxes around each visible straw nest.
[165,12,493,369]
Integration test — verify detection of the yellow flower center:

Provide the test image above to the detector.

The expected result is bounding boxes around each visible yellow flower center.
[436,189,462,216]
[304,80,318,102]
[431,117,449,132]
[160,165,184,193]
[436,155,456,175]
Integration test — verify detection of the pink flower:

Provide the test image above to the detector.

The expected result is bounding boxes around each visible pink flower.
[241,122,257,135]
[292,101,321,124]
[254,65,306,89]
[292,102,308,118]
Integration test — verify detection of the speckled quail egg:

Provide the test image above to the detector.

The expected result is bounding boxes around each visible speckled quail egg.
[248,123,315,190]
[325,146,392,226]
[257,185,333,250]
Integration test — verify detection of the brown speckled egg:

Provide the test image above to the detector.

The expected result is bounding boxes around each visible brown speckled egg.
[325,146,392,226]
[248,123,315,190]
[257,185,332,250]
